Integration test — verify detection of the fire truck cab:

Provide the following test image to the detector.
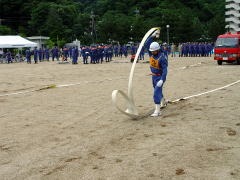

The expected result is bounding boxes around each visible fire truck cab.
[214,32,240,65]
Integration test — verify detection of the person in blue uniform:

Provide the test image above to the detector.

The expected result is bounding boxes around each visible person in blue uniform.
[42,48,45,61]
[189,43,194,57]
[45,48,50,61]
[202,43,206,56]
[122,45,128,58]
[6,50,13,64]
[104,46,109,62]
[114,46,119,57]
[33,47,38,64]
[193,42,198,57]
[204,42,208,57]
[199,43,204,57]
[109,46,113,61]
[161,43,169,60]
[38,48,42,62]
[72,47,79,64]
[145,30,168,117]
[99,46,104,63]
[25,49,31,64]
[69,47,72,59]
[119,46,123,58]
[52,47,59,61]
[76,47,79,63]
[185,43,189,57]
[89,47,93,64]
[139,47,145,60]
[196,43,200,57]
[131,45,136,55]
[96,46,101,64]
[71,47,75,64]
[92,46,98,64]
[81,46,88,64]
[62,47,68,61]
[208,43,213,57]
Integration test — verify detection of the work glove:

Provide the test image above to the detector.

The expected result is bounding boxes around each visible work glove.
[156,80,163,87]
[151,30,160,38]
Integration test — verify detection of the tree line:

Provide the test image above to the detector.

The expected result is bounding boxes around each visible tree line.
[0,0,226,46]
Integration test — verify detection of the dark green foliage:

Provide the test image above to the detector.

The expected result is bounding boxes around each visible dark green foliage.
[0,26,14,35]
[0,0,226,45]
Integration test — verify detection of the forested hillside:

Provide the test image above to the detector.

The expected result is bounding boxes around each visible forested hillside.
[0,0,225,45]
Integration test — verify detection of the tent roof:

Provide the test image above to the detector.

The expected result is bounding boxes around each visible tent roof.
[0,35,38,48]
[27,36,50,40]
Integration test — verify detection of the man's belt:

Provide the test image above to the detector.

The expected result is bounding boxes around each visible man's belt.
[150,73,161,76]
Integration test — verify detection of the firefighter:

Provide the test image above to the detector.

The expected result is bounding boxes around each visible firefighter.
[104,46,108,62]
[72,46,79,64]
[119,46,123,58]
[99,46,104,63]
[123,45,128,58]
[25,48,31,64]
[52,46,59,61]
[38,48,42,62]
[63,47,68,61]
[145,30,168,117]
[190,43,194,57]
[114,46,119,57]
[45,48,50,61]
[33,47,38,64]
[109,46,113,61]
[81,46,88,64]
[6,50,13,64]
[140,47,145,60]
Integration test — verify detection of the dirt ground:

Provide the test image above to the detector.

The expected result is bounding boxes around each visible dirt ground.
[0,55,240,180]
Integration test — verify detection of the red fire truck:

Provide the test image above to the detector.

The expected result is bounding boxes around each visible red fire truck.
[214,32,240,65]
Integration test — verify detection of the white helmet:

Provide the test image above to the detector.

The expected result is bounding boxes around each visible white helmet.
[149,42,160,52]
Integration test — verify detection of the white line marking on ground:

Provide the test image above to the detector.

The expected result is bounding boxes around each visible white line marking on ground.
[171,80,240,103]
[0,77,126,97]
[0,89,36,97]
[0,62,224,98]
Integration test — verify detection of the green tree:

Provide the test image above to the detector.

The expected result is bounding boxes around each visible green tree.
[1,0,226,44]
[0,25,13,35]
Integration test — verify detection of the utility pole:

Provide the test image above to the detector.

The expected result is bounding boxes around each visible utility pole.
[90,10,95,44]
[166,25,170,45]
[130,25,133,42]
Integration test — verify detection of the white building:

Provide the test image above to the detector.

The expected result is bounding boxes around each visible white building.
[226,0,240,32]
[65,39,81,49]
[27,36,50,49]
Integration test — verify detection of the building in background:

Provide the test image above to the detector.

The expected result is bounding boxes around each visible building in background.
[226,0,240,32]
[27,36,50,49]
[65,39,81,49]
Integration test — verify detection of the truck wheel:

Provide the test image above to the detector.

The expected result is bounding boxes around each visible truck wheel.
[217,60,223,65]
[237,59,240,65]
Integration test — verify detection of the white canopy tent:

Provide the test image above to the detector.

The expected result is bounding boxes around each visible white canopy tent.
[0,35,37,48]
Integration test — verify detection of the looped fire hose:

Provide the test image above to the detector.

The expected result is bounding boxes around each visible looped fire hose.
[112,27,161,119]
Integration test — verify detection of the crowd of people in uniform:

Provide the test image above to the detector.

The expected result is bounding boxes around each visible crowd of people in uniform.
[25,46,81,64]
[0,48,25,63]
[0,44,141,64]
[0,41,214,64]
[170,42,214,57]
[80,45,130,64]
